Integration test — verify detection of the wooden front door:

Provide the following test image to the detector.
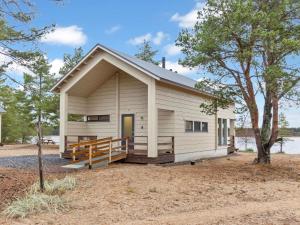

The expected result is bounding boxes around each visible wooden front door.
[122,114,134,149]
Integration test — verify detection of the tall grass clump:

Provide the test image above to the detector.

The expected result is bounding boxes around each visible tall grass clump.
[3,176,76,218]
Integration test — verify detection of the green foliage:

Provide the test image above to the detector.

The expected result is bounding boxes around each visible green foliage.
[135,40,159,65]
[3,176,76,218]
[0,81,34,143]
[279,112,291,137]
[23,54,59,128]
[0,0,54,75]
[59,47,84,77]
[176,0,300,161]
[177,0,300,113]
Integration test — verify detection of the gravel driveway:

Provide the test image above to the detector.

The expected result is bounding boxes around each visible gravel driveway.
[0,145,75,173]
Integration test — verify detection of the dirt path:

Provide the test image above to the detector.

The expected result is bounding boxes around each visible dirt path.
[125,198,300,225]
[1,152,300,225]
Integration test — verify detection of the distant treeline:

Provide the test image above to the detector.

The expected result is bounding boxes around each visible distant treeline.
[236,128,300,137]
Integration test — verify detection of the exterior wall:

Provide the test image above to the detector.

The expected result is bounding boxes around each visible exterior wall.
[86,75,117,138]
[156,83,235,162]
[119,72,148,137]
[66,72,148,139]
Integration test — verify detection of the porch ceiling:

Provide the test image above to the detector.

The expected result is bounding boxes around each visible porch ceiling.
[67,60,119,97]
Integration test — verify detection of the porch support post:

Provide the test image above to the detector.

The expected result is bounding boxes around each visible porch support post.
[59,92,68,154]
[115,72,120,138]
[147,79,158,158]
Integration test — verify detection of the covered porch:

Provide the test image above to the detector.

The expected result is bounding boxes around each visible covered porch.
[59,51,174,162]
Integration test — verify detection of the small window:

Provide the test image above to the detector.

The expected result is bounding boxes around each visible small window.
[202,122,208,132]
[185,121,193,132]
[194,121,201,132]
[68,114,84,122]
[87,115,110,122]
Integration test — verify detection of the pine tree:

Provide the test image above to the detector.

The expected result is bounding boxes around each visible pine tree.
[59,47,84,77]
[23,54,58,191]
[135,40,159,65]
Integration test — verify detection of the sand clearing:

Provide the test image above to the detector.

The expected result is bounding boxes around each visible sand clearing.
[0,146,300,225]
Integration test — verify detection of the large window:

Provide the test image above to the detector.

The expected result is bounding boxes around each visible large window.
[185,121,193,132]
[68,114,84,122]
[185,121,209,133]
[218,118,228,146]
[87,115,110,122]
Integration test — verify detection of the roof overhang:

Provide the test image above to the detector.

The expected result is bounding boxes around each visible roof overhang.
[51,44,160,92]
[51,43,218,100]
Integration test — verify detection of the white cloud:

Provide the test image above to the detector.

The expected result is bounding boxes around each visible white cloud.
[0,49,32,76]
[163,44,182,56]
[41,25,87,47]
[153,32,168,45]
[128,33,152,45]
[165,60,196,75]
[49,58,64,76]
[170,2,205,28]
[128,32,169,46]
[105,25,121,34]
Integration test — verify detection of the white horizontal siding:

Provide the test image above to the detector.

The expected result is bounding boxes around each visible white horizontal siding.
[68,96,87,115]
[120,73,148,137]
[86,75,117,137]
[156,83,220,155]
[66,72,148,138]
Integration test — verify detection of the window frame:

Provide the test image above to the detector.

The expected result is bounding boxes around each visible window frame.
[185,120,194,132]
[194,121,201,132]
[86,114,110,122]
[201,122,208,132]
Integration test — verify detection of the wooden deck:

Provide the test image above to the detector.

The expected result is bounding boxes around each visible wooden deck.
[63,135,175,165]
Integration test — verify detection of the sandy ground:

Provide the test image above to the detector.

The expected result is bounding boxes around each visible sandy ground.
[0,147,300,225]
[0,144,58,157]
[0,145,72,211]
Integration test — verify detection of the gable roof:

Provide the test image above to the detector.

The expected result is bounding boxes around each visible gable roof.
[51,44,213,98]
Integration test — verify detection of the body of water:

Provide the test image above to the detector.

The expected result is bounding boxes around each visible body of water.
[236,137,300,154]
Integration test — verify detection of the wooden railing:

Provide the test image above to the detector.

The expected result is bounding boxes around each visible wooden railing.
[69,137,129,169]
[64,135,98,151]
[128,136,174,155]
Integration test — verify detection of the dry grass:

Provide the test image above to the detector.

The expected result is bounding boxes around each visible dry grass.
[3,176,76,218]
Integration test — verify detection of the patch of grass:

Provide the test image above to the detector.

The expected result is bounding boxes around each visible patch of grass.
[244,148,254,153]
[3,193,66,218]
[3,176,76,218]
[30,176,76,195]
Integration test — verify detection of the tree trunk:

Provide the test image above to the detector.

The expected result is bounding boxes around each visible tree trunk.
[37,74,44,192]
[37,117,44,192]
[248,101,271,164]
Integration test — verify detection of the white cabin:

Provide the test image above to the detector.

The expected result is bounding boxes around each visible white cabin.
[52,44,235,163]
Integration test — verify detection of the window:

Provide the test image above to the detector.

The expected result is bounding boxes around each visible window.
[185,121,193,132]
[87,115,110,122]
[68,114,84,122]
[218,118,228,146]
[194,121,201,132]
[185,121,209,133]
[202,122,208,132]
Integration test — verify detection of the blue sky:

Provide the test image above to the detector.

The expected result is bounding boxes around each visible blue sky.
[6,0,300,127]
[34,0,202,79]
